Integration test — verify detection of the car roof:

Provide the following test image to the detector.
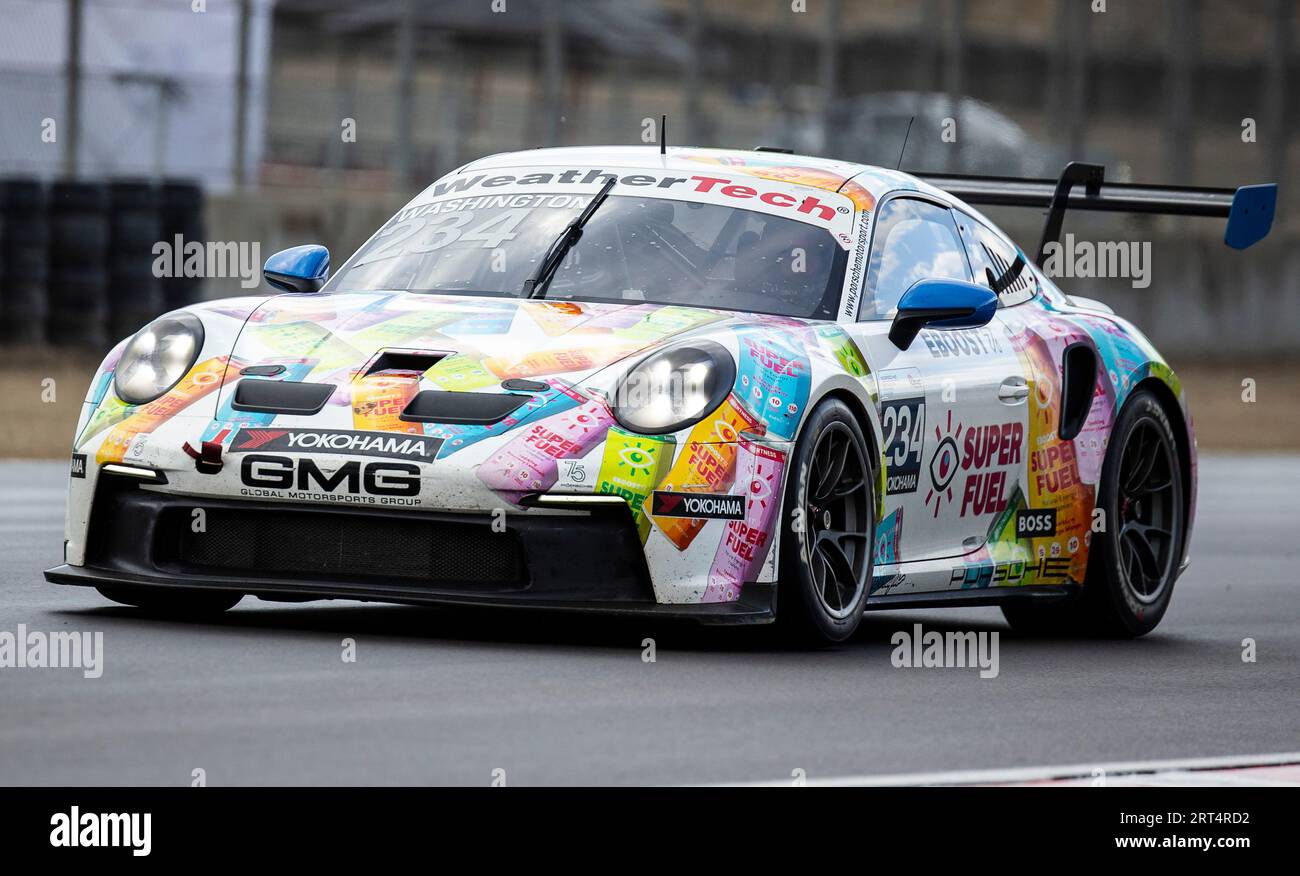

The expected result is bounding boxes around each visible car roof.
[453,145,953,210]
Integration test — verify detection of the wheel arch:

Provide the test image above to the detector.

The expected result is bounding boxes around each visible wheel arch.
[803,378,885,518]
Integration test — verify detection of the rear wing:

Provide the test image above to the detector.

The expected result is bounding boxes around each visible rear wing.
[916,162,1277,266]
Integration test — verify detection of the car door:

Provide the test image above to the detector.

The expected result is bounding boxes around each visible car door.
[845,195,1027,565]
[957,210,1096,586]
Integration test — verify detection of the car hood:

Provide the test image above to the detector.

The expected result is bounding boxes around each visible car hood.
[205,291,821,423]
[77,290,858,472]
[218,292,771,389]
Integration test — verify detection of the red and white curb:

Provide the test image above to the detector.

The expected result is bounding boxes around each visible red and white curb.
[743,752,1300,786]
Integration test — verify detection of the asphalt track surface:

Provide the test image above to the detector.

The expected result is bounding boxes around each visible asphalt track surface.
[0,456,1295,786]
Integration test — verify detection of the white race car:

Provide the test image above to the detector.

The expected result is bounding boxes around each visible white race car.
[47,147,1275,641]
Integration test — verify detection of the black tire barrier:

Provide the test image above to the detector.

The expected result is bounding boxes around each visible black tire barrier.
[109,180,164,341]
[0,176,206,348]
[1,177,44,212]
[47,181,109,347]
[0,178,49,344]
[160,181,205,312]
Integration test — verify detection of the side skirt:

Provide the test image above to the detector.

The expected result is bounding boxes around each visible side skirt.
[864,584,1080,611]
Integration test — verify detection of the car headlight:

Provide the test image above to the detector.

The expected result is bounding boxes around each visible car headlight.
[613,341,735,434]
[113,313,205,405]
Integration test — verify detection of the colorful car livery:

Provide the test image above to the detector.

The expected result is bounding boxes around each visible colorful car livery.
[47,146,1276,642]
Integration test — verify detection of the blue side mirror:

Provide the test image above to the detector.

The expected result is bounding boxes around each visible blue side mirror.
[888,278,998,350]
[264,245,330,293]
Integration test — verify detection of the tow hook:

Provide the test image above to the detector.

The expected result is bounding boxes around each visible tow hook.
[182,440,224,474]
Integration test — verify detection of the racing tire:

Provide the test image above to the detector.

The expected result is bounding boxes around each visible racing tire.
[95,585,243,616]
[777,398,876,644]
[1002,388,1185,637]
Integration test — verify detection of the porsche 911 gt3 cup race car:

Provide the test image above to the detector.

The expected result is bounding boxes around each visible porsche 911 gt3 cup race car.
[46,147,1276,641]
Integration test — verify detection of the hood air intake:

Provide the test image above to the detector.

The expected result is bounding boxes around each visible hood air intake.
[401,390,531,425]
[231,379,335,415]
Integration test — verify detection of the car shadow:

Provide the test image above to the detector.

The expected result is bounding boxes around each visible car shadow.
[49,593,1072,657]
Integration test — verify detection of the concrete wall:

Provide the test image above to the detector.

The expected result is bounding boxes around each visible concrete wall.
[203,186,405,300]
[987,210,1299,359]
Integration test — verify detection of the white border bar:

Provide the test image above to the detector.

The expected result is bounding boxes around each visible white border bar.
[736,752,1300,787]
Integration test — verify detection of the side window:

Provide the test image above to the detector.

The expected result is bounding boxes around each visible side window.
[860,198,971,320]
[955,211,1038,307]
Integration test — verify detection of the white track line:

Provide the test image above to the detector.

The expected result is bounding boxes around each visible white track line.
[737,751,1300,787]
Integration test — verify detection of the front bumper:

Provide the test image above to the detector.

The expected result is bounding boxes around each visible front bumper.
[46,478,774,624]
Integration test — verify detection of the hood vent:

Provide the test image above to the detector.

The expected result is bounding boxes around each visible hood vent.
[362,350,446,378]
[231,379,335,416]
[401,390,531,425]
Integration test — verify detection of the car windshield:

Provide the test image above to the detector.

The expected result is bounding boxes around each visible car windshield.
[329,193,849,319]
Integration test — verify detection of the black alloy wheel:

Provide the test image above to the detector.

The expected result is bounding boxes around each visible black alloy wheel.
[779,399,875,643]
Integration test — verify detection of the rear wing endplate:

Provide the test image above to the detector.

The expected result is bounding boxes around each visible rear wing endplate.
[916,162,1277,266]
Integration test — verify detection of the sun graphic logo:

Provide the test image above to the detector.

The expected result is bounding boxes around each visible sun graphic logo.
[617,441,656,478]
[1022,350,1056,432]
[748,461,777,504]
[924,410,963,518]
[1034,371,1053,408]
[713,418,740,443]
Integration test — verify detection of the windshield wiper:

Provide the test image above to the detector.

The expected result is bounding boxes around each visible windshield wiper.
[522,176,617,299]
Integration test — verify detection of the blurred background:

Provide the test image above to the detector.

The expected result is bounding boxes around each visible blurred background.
[0,0,1296,453]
